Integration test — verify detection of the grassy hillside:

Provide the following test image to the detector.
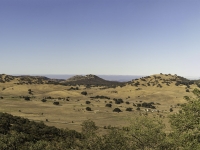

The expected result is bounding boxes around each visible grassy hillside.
[0,73,199,132]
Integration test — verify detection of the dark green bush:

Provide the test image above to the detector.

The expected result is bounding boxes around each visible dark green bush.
[86,107,92,111]
[113,108,122,112]
[81,91,87,96]
[53,101,59,105]
[105,104,112,107]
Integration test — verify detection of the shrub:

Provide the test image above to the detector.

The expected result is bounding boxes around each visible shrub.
[136,107,140,110]
[113,98,124,104]
[24,97,30,101]
[105,104,112,107]
[81,91,87,96]
[0,96,3,99]
[41,99,47,102]
[28,89,32,94]
[86,101,91,104]
[126,108,133,111]
[113,108,122,112]
[183,96,190,101]
[170,108,173,112]
[86,107,92,111]
[90,95,110,99]
[53,101,59,105]
[126,101,130,104]
[186,89,189,92]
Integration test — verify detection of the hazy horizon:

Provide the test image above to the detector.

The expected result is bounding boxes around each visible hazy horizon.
[1,0,200,76]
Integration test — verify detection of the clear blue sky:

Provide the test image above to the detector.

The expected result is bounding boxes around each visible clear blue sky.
[1,0,200,77]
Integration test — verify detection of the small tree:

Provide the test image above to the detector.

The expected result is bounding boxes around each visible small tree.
[41,99,47,102]
[86,107,92,111]
[113,108,122,112]
[86,101,91,104]
[169,108,173,112]
[81,91,87,96]
[24,97,30,101]
[126,108,133,111]
[53,101,59,105]
[105,104,112,107]
[128,116,166,149]
[169,88,200,149]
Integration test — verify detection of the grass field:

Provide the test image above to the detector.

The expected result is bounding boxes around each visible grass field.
[0,74,199,132]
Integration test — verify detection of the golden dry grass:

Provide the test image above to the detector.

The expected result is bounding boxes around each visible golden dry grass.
[0,74,199,132]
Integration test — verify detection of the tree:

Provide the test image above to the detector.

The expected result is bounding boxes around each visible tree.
[81,91,87,96]
[169,88,200,149]
[105,104,112,107]
[86,101,91,104]
[128,116,167,149]
[113,108,122,112]
[81,120,102,149]
[41,99,47,102]
[86,107,92,111]
[53,101,59,105]
[126,108,133,111]
[24,97,30,101]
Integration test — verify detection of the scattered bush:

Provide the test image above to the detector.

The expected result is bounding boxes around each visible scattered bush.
[86,101,91,104]
[86,107,92,111]
[68,87,79,90]
[113,108,122,112]
[126,108,133,111]
[28,89,32,94]
[41,99,47,102]
[126,101,130,104]
[81,91,87,96]
[136,107,140,110]
[53,101,59,105]
[184,96,190,101]
[141,102,155,109]
[113,98,124,104]
[170,108,173,112]
[90,95,110,99]
[24,97,30,101]
[105,104,112,107]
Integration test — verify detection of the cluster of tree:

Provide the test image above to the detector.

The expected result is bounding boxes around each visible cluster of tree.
[0,112,82,149]
[113,98,124,104]
[68,87,79,91]
[138,102,156,109]
[90,95,110,99]
[175,80,194,87]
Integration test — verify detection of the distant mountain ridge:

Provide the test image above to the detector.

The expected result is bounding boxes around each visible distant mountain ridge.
[34,74,144,82]
[62,74,125,86]
[1,73,199,88]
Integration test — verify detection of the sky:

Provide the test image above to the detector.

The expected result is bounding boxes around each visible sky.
[1,0,200,77]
